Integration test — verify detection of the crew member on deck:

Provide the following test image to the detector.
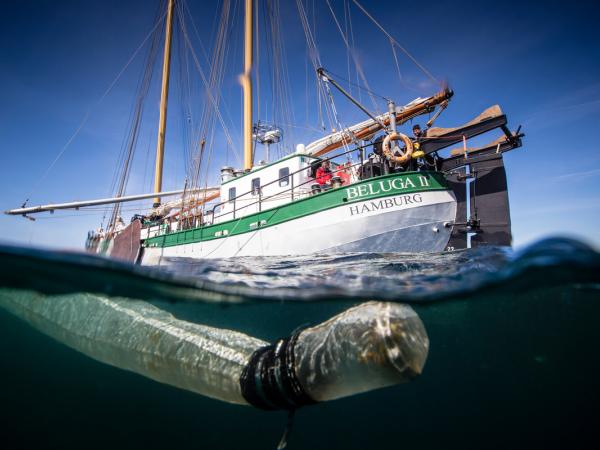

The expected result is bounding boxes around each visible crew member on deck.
[411,124,438,171]
[368,137,387,176]
[412,124,425,141]
[411,124,428,171]
[335,161,352,185]
[316,160,333,186]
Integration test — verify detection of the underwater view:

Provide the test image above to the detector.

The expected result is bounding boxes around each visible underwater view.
[1,237,598,449]
[2,0,599,447]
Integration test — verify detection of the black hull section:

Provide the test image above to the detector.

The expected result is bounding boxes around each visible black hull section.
[469,157,512,247]
[444,155,512,249]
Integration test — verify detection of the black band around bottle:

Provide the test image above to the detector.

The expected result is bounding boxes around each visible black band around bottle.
[239,332,317,411]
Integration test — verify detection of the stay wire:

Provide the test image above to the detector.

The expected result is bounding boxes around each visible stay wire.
[178,2,240,168]
[181,0,239,170]
[21,6,169,208]
[350,0,440,85]
[322,69,389,101]
[325,0,379,113]
[108,11,163,230]
[105,1,166,228]
[296,0,336,132]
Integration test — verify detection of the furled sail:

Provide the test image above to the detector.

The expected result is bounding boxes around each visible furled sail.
[148,187,220,217]
[301,88,453,157]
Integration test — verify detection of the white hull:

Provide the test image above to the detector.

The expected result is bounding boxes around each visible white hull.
[141,190,456,264]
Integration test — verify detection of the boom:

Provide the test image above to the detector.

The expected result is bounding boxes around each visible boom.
[5,187,218,216]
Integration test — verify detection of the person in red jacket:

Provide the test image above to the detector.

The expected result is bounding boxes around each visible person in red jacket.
[315,160,333,186]
[335,161,352,185]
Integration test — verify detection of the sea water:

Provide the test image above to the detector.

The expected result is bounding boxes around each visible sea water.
[0,237,598,449]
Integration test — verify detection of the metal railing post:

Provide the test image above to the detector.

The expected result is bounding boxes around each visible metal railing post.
[193,143,376,225]
[291,175,295,201]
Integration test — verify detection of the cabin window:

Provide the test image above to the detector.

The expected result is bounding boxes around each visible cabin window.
[251,177,261,195]
[279,167,290,187]
[228,187,236,203]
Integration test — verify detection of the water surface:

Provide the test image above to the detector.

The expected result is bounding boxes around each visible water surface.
[0,237,598,449]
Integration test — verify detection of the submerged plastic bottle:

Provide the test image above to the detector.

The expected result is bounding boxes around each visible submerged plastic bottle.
[293,301,428,402]
[0,290,261,404]
[0,291,428,407]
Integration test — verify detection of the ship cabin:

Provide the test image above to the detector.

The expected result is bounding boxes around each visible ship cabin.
[213,153,323,224]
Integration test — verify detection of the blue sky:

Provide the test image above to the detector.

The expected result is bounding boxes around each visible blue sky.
[1,0,599,250]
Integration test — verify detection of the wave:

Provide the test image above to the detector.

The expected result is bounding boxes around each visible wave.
[0,237,598,304]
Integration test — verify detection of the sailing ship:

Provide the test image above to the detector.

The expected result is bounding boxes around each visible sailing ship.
[5,0,524,264]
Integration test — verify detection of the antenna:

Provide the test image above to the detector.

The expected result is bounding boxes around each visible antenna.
[253,122,282,163]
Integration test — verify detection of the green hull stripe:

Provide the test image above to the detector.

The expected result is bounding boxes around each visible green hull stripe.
[144,171,450,249]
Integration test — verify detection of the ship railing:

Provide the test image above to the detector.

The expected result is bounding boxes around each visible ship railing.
[208,143,372,226]
[175,123,521,232]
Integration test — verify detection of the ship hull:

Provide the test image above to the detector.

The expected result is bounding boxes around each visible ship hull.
[140,189,456,264]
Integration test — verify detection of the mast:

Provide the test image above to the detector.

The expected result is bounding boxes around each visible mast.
[153,0,175,207]
[242,0,253,170]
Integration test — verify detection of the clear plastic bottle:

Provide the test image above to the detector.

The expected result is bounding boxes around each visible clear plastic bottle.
[0,291,428,406]
[293,301,429,402]
[0,290,264,404]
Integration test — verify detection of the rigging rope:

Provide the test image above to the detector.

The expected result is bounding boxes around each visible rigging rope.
[390,37,403,86]
[325,0,379,113]
[178,3,240,170]
[322,69,389,101]
[345,0,362,105]
[178,0,237,220]
[255,0,261,123]
[343,0,352,98]
[107,5,164,231]
[296,0,337,133]
[350,0,440,85]
[178,1,223,222]
[265,0,296,159]
[21,6,168,208]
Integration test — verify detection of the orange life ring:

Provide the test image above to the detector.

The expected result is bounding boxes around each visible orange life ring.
[382,132,413,165]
